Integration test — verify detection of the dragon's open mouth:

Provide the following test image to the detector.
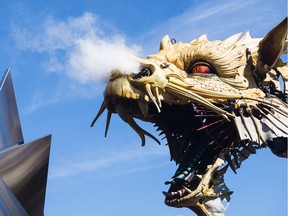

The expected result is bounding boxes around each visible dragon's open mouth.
[148,103,235,212]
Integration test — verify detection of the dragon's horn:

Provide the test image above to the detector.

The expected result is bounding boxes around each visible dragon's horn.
[159,35,173,51]
[256,17,288,79]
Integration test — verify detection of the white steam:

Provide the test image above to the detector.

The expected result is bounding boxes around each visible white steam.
[12,12,142,84]
[68,36,140,83]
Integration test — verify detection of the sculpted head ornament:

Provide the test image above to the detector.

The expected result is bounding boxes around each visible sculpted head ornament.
[91,17,287,215]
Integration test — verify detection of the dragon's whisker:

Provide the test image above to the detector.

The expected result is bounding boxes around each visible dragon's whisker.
[165,81,234,121]
[126,116,160,146]
[104,111,112,137]
[90,100,107,127]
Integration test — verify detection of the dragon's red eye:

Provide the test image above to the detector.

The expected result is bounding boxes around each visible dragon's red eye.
[188,62,215,75]
[191,65,211,74]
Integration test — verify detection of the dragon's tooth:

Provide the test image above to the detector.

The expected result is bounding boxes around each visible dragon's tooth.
[183,186,192,193]
[144,95,150,102]
[145,83,161,112]
[154,86,162,107]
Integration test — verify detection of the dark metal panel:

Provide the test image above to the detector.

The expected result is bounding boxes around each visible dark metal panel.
[0,135,51,216]
[0,177,29,216]
[0,69,24,149]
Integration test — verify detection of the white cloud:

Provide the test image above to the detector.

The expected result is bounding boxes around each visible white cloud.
[12,12,142,84]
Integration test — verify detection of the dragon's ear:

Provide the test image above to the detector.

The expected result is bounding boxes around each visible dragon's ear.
[159,35,173,51]
[256,17,287,78]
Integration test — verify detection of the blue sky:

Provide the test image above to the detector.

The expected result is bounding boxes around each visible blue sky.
[0,0,287,215]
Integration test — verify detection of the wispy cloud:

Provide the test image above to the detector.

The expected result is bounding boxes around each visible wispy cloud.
[140,0,286,54]
[49,145,169,180]
[11,12,141,84]
[23,89,60,114]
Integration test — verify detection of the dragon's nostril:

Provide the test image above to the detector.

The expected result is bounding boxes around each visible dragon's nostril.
[133,67,152,79]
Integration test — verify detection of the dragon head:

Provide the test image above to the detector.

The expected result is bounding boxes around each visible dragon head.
[91,17,287,215]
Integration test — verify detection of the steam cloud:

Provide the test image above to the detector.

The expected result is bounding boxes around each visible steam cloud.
[12,12,142,84]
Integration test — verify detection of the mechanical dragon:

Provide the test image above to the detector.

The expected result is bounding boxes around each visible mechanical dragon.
[91,17,287,215]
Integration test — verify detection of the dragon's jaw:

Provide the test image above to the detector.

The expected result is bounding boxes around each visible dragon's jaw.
[164,156,231,215]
